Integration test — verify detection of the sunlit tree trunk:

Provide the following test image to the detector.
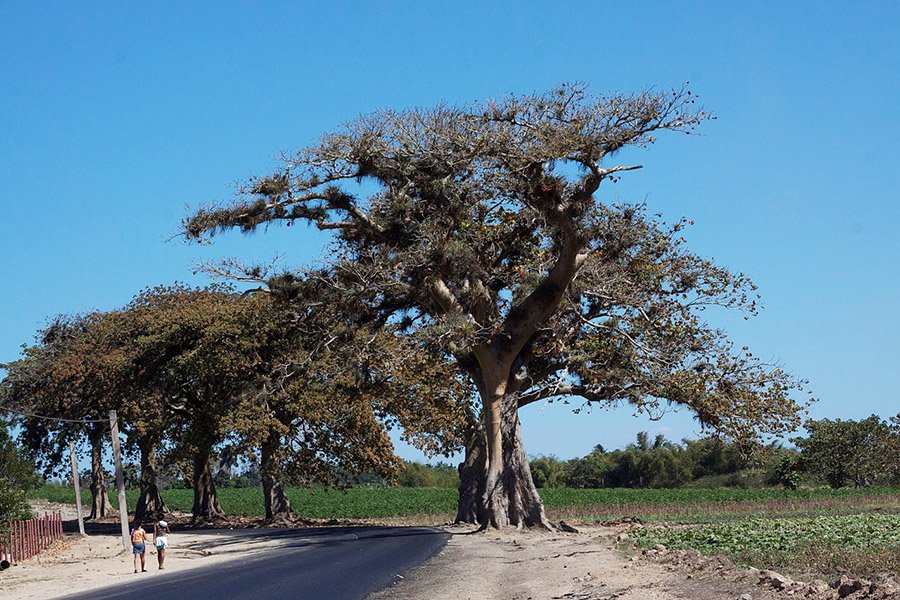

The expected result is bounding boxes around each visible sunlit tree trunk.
[479,393,550,529]
[466,364,550,530]
[191,448,224,522]
[261,433,292,519]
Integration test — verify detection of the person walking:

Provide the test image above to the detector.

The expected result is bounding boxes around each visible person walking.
[131,520,148,573]
[154,520,170,569]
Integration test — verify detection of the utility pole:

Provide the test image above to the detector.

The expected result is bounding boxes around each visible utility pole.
[68,442,86,536]
[108,410,130,552]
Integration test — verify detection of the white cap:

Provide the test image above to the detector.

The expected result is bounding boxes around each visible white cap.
[158,520,168,528]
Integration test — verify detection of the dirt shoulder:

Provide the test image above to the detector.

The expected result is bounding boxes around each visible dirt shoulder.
[370,523,783,600]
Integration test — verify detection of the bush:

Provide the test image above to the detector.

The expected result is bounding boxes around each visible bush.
[530,456,567,488]
[796,416,899,488]
[0,420,39,524]
[397,461,458,488]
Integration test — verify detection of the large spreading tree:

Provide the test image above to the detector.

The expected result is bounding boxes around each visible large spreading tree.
[187,84,809,529]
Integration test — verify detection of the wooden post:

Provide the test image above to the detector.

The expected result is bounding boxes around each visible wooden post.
[108,410,130,553]
[68,442,86,536]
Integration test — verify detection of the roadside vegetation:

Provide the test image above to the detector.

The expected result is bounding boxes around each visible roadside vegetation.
[0,420,39,522]
[0,419,40,551]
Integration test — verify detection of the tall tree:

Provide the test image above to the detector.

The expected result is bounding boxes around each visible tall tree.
[123,285,262,522]
[185,84,809,529]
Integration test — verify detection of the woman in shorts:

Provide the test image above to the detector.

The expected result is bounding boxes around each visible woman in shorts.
[130,520,147,573]
[154,520,170,569]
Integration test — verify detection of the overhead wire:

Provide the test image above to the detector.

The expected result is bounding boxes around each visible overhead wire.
[0,406,109,424]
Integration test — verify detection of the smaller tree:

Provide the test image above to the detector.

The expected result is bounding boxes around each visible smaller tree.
[564,446,614,488]
[795,416,896,488]
[2,314,116,519]
[529,456,566,488]
[770,453,803,490]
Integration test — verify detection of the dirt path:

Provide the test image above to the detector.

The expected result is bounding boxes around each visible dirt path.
[370,524,779,600]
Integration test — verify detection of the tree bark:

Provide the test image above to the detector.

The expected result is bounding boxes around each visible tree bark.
[261,434,292,520]
[462,362,550,530]
[455,427,486,524]
[134,440,167,521]
[191,448,225,522]
[479,394,550,529]
[87,427,111,520]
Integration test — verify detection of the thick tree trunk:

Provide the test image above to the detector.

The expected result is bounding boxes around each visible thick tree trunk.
[87,427,111,520]
[191,449,225,522]
[479,394,550,529]
[461,362,550,530]
[455,427,486,524]
[135,440,167,521]
[261,435,292,520]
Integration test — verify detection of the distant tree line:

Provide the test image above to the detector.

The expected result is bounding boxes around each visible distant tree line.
[525,416,900,490]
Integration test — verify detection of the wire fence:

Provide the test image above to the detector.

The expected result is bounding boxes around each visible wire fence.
[0,512,64,569]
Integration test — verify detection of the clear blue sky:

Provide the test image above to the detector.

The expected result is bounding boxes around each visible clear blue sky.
[2,2,898,462]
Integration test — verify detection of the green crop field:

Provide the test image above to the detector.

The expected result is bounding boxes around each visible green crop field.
[631,513,900,577]
[29,485,900,521]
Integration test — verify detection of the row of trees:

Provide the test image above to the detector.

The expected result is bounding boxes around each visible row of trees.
[1,286,469,523]
[531,432,755,489]
[247,414,900,491]
[3,84,813,529]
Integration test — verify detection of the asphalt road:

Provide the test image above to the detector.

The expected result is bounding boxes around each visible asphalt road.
[65,526,448,600]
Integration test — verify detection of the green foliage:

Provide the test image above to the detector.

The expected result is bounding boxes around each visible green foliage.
[529,456,567,488]
[397,461,458,488]
[0,420,39,525]
[771,454,803,490]
[632,513,900,572]
[563,453,613,488]
[796,415,899,488]
[536,433,760,490]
